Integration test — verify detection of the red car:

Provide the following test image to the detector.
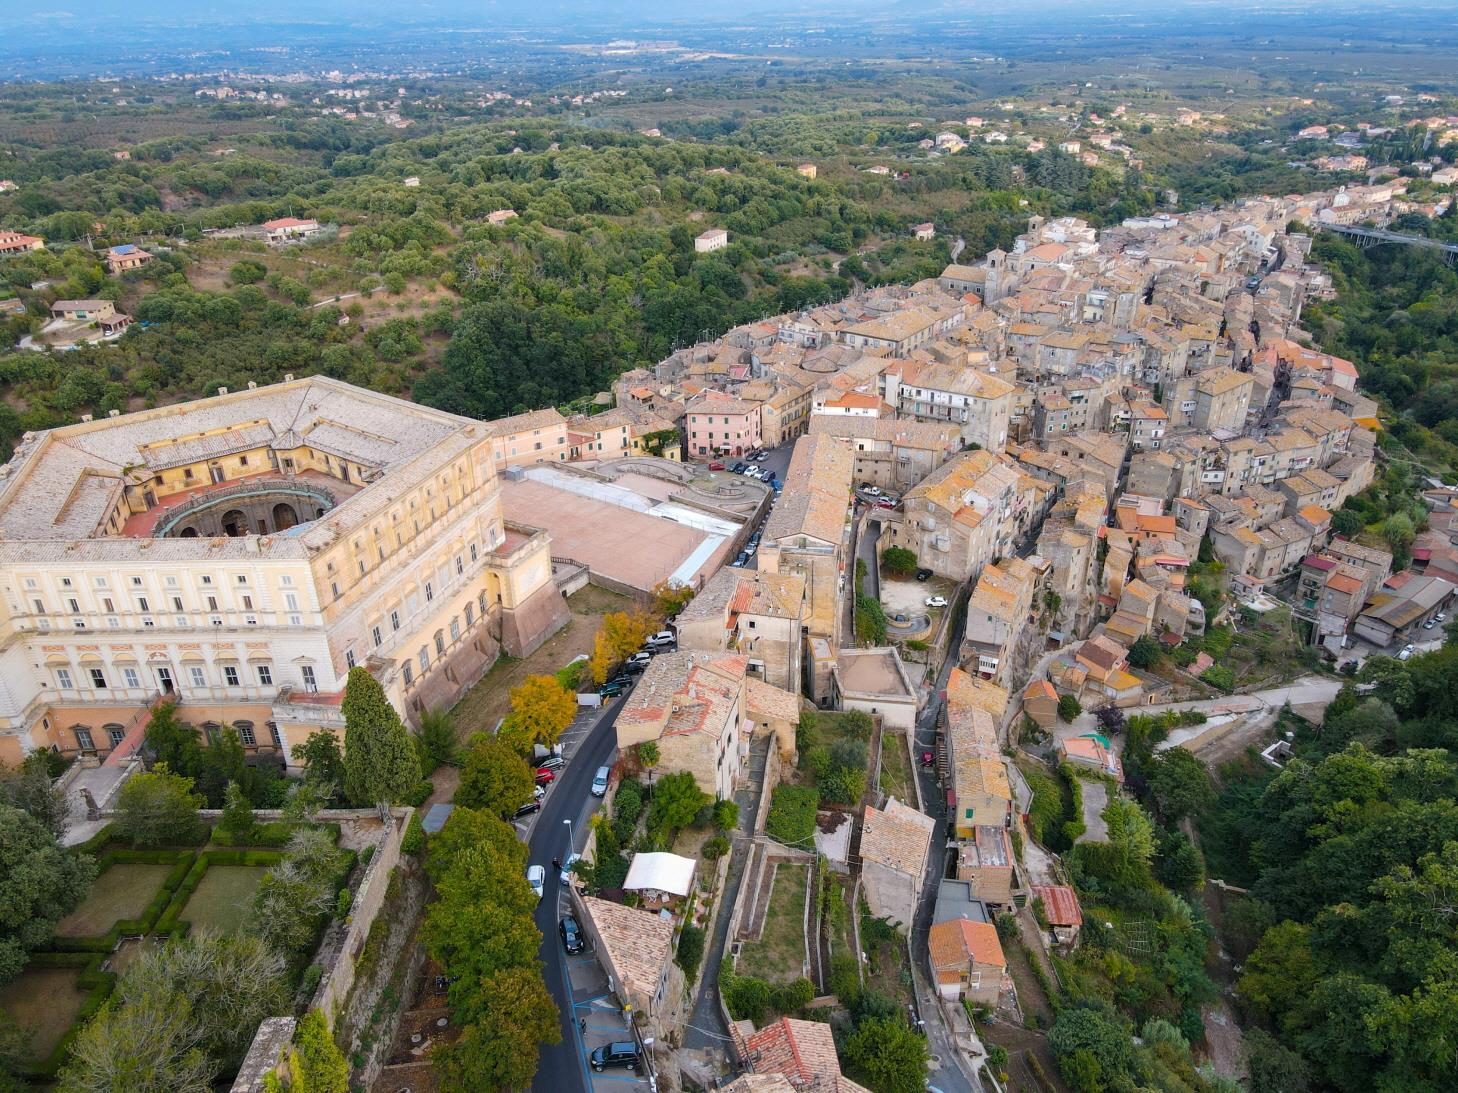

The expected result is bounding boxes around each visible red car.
[708,461,726,470]
[535,768,556,786]
[875,498,896,509]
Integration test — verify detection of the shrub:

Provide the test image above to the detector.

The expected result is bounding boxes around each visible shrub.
[1057,694,1083,722]
[1201,665,1236,692]
[829,953,860,1001]
[724,973,771,1022]
[676,925,705,977]
[772,977,815,1014]
[401,812,425,856]
[766,785,818,848]
[713,799,740,831]
[406,780,434,807]
[881,546,918,576]
[703,835,730,860]
[299,963,325,998]
[335,887,354,919]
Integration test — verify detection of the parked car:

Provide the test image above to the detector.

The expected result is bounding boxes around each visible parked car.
[755,451,769,462]
[598,678,628,698]
[864,485,882,496]
[625,652,652,672]
[925,595,949,608]
[526,865,546,901]
[1425,617,1437,629]
[646,630,676,648]
[734,550,751,566]
[560,852,582,882]
[560,914,584,954]
[732,462,747,473]
[590,1043,641,1073]
[591,766,611,796]
[1439,612,1448,622]
[535,768,556,786]
[534,784,546,799]
[916,569,933,582]
[1399,644,1416,661]
[708,461,725,470]
[513,799,541,818]
[536,754,564,773]
[875,498,896,509]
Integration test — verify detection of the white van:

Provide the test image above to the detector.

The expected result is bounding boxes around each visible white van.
[591,766,611,796]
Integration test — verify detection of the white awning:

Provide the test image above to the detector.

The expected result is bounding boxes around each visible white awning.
[623,852,696,897]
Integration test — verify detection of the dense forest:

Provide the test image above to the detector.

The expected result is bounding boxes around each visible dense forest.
[1304,207,1458,475]
[1196,646,1458,1092]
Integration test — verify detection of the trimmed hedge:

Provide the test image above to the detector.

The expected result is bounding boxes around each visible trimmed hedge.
[210,820,343,848]
[16,951,116,1078]
[50,849,197,953]
[154,848,285,936]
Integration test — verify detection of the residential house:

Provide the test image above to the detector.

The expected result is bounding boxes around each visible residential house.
[578,896,683,1031]
[885,449,1022,581]
[674,567,807,692]
[1030,884,1083,948]
[807,417,960,494]
[613,651,756,801]
[960,556,1043,686]
[486,209,518,225]
[956,824,1015,906]
[741,1018,871,1093]
[887,360,1015,452]
[832,647,920,730]
[945,668,1012,838]
[0,232,44,256]
[104,244,152,275]
[259,217,320,244]
[485,407,570,467]
[695,229,730,253]
[686,397,763,457]
[928,917,1008,1006]
[860,798,936,932]
[1354,574,1455,648]
[1193,367,1254,432]
[1060,734,1124,781]
[1022,679,1059,730]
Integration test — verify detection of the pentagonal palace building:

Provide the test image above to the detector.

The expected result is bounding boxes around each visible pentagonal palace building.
[0,376,568,768]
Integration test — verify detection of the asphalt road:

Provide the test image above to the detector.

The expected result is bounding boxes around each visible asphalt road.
[530,694,627,1093]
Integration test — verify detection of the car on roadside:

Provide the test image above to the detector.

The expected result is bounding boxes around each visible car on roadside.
[534,784,546,799]
[513,799,540,819]
[1399,644,1416,660]
[560,852,582,882]
[754,451,769,462]
[625,652,652,672]
[645,630,676,648]
[591,766,611,796]
[708,461,725,470]
[526,864,546,901]
[598,678,628,698]
[535,768,556,785]
[925,595,948,608]
[1425,617,1437,629]
[732,462,747,473]
[1439,612,1448,622]
[916,569,933,582]
[734,550,750,566]
[864,485,882,496]
[536,755,564,773]
[560,914,584,954]
[875,498,896,509]
[590,1042,641,1073]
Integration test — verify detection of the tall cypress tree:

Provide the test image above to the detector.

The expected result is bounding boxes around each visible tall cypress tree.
[341,667,420,808]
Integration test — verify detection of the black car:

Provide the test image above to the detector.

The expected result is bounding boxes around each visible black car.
[560,914,584,954]
[513,798,540,818]
[590,1042,640,1073]
[732,462,748,473]
[915,568,933,582]
[599,678,628,698]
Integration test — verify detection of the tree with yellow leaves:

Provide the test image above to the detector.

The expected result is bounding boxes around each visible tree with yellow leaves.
[588,610,654,684]
[498,674,576,754]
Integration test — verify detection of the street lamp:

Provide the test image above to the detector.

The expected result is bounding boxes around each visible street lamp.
[563,817,575,852]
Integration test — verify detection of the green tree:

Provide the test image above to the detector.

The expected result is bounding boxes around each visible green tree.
[1127,634,1161,669]
[637,740,660,781]
[713,799,740,831]
[881,546,918,576]
[426,808,527,883]
[433,966,560,1092]
[144,702,201,775]
[456,736,534,819]
[1331,508,1364,538]
[842,1016,930,1093]
[0,804,97,984]
[58,989,213,1093]
[415,708,460,773]
[1102,797,1157,868]
[1236,921,1319,1031]
[1144,748,1214,822]
[115,766,203,847]
[1244,1028,1311,1093]
[1058,694,1082,722]
[288,1010,349,1093]
[1048,1006,1137,1093]
[218,781,256,842]
[295,730,345,799]
[341,667,420,808]
[0,751,69,838]
[648,771,709,833]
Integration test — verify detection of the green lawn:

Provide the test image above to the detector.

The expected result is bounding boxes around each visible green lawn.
[878,730,914,805]
[0,966,89,1063]
[180,866,270,933]
[737,864,809,984]
[53,863,173,939]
